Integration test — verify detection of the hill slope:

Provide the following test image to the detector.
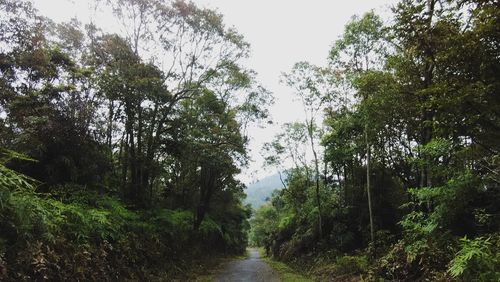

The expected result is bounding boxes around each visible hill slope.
[244,173,286,209]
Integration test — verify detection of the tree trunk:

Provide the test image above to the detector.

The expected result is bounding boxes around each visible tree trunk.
[323,153,328,186]
[365,125,374,243]
[107,100,114,151]
[278,171,287,189]
[421,0,436,189]
[308,121,322,239]
[343,164,348,207]
[194,165,217,230]
[120,133,128,199]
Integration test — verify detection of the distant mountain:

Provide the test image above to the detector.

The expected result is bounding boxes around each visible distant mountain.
[244,173,286,209]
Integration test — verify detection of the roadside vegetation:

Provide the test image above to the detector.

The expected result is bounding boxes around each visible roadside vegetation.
[251,1,500,281]
[0,0,271,279]
[258,248,313,282]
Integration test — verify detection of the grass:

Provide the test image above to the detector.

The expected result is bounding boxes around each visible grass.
[258,248,313,282]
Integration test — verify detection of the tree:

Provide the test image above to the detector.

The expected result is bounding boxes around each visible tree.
[87,0,272,207]
[281,62,336,238]
[262,122,310,188]
[328,11,385,242]
[0,1,111,188]
[177,89,247,230]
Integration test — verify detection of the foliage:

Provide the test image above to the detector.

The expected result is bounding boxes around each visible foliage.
[0,164,247,279]
[251,1,500,281]
[448,236,500,281]
[248,203,278,247]
[0,0,261,279]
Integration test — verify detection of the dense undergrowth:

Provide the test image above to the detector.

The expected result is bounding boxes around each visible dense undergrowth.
[0,154,247,281]
[251,157,499,281]
[261,234,500,281]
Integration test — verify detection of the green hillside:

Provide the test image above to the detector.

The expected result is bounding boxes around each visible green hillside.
[244,173,286,209]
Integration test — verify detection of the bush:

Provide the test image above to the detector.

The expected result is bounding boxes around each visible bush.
[335,255,369,275]
[310,254,369,281]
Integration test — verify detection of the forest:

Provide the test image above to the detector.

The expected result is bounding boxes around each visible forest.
[0,0,271,279]
[251,0,499,281]
[0,0,499,281]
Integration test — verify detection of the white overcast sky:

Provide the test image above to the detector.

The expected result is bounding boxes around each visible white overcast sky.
[34,0,396,184]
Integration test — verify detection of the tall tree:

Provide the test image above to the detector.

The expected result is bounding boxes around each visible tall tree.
[89,0,272,207]
[328,11,385,242]
[282,62,336,238]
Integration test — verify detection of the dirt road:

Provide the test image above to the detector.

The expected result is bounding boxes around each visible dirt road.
[214,248,280,282]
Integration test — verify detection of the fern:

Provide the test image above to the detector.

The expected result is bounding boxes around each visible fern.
[0,149,38,208]
[0,162,36,192]
[449,236,500,281]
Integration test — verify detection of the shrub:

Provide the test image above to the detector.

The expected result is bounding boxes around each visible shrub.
[335,255,369,275]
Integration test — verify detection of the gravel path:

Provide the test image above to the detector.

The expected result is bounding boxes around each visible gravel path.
[214,248,280,282]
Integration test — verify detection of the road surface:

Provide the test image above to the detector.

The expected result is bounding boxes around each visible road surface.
[214,248,280,282]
